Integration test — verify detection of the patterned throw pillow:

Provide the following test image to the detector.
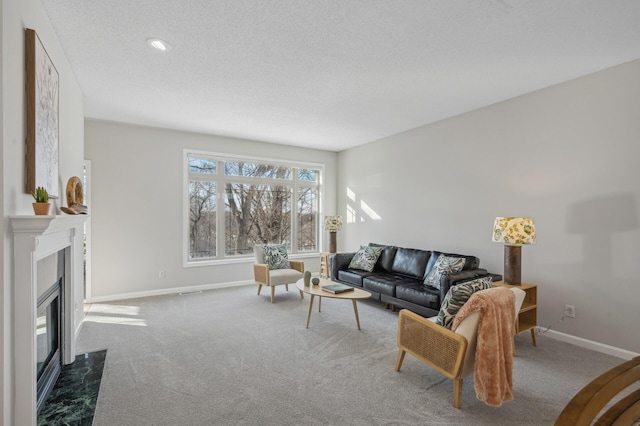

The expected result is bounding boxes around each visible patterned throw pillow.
[435,277,493,329]
[262,244,291,270]
[348,245,384,272]
[423,254,466,290]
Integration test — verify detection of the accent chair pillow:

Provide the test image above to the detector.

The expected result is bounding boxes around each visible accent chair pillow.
[262,244,291,270]
[435,276,493,329]
[348,245,384,272]
[423,254,466,290]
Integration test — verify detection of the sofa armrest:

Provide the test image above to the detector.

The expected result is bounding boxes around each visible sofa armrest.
[330,252,356,280]
[438,269,489,303]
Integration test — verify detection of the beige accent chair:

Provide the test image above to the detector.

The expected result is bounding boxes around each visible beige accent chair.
[253,245,305,303]
[395,287,526,408]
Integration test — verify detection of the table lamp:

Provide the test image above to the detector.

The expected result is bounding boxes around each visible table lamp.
[492,217,536,285]
[324,215,343,253]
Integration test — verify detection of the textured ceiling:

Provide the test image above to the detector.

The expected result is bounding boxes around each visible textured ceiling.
[41,0,640,152]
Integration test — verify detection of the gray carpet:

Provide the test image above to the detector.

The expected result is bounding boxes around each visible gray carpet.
[76,285,625,425]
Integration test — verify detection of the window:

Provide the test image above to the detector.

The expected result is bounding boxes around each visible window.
[185,151,322,264]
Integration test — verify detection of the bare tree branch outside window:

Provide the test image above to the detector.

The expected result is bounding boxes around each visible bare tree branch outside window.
[187,155,320,261]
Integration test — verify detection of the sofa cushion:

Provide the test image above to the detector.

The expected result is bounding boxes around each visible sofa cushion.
[362,273,417,297]
[390,247,431,279]
[395,282,441,311]
[267,268,304,286]
[368,243,397,272]
[348,245,384,272]
[337,269,373,287]
[435,276,493,329]
[262,244,291,270]
[423,254,466,289]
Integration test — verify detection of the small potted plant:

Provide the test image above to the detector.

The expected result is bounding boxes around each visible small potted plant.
[31,186,51,215]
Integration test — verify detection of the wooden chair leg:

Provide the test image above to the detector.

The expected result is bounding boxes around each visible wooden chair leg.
[270,286,275,303]
[453,379,463,408]
[285,284,289,291]
[299,290,304,299]
[257,284,262,295]
[395,349,406,372]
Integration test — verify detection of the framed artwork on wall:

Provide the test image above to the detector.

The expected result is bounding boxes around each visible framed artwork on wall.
[25,28,59,198]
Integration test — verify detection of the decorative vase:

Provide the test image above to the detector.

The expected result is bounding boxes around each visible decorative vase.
[304,271,311,287]
[32,202,51,215]
[312,277,320,286]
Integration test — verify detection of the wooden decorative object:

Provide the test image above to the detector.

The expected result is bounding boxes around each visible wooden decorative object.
[61,176,87,215]
[25,29,59,197]
[66,176,83,206]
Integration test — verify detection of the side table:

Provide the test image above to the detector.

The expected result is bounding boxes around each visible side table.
[319,252,333,279]
[493,280,537,346]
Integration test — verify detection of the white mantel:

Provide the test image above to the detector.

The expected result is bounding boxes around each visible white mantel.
[11,214,87,426]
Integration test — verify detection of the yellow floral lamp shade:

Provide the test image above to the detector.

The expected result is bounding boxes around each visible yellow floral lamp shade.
[492,217,536,245]
[324,216,343,232]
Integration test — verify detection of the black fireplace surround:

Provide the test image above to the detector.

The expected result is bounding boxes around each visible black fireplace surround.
[36,250,65,414]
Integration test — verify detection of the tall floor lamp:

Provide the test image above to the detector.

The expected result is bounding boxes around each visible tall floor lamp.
[492,217,536,285]
[324,215,343,253]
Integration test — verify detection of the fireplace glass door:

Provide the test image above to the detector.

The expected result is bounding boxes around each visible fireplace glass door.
[35,250,64,413]
[36,284,60,381]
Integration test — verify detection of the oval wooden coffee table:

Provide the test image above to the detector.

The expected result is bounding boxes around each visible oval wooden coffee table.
[296,278,371,330]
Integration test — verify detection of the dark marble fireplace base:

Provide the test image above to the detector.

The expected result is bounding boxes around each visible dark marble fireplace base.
[38,350,107,426]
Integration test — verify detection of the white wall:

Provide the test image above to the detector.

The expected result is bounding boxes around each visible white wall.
[0,4,5,422]
[1,0,85,422]
[338,59,640,354]
[84,120,338,300]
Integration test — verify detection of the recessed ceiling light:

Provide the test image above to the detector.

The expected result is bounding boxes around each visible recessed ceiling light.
[147,38,172,52]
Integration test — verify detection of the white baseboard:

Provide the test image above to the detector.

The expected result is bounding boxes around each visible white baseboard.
[75,319,84,337]
[87,280,255,303]
[536,327,639,360]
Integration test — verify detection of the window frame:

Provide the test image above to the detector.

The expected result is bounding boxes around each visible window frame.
[183,149,324,267]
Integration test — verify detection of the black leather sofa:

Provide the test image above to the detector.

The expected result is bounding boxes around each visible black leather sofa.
[329,243,499,318]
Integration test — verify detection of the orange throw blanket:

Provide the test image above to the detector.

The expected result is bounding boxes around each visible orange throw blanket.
[452,287,516,407]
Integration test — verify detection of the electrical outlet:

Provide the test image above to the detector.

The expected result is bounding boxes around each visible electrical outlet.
[564,304,575,318]
[159,270,166,279]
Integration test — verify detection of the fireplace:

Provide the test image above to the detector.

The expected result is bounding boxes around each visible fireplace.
[11,215,87,425]
[36,250,65,413]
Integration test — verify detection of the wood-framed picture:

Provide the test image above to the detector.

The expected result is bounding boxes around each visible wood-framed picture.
[25,28,59,197]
